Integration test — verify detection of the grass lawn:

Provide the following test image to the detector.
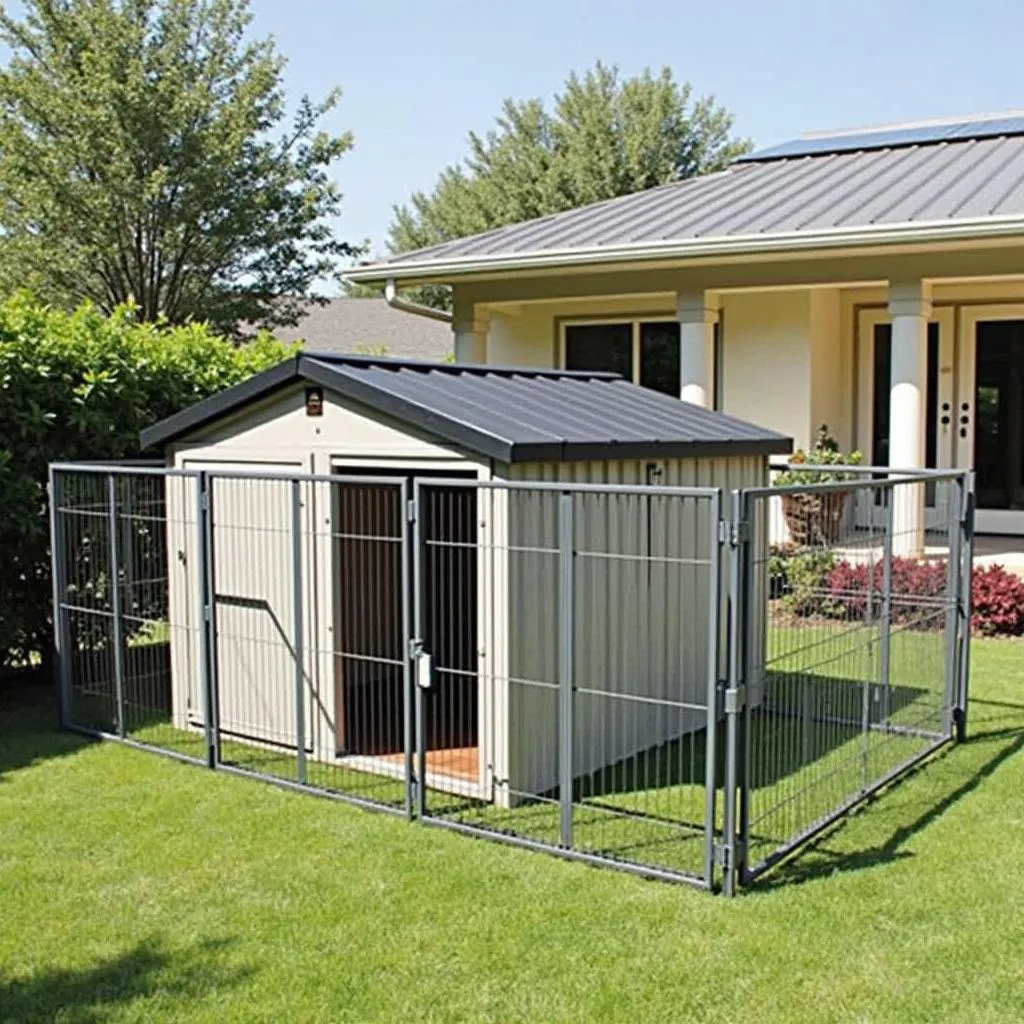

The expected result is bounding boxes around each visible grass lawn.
[3,638,1024,1022]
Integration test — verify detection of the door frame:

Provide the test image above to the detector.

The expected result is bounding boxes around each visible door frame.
[956,304,1024,535]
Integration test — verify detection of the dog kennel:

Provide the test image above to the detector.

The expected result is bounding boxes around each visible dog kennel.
[139,354,790,805]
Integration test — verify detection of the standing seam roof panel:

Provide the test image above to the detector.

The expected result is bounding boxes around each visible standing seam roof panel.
[350,129,1024,269]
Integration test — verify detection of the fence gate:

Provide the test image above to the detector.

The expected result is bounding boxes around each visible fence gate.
[720,469,972,891]
[410,478,724,889]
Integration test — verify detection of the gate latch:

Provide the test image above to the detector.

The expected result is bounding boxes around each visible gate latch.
[411,641,432,690]
[724,685,746,714]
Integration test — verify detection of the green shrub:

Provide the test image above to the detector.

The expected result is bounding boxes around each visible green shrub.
[778,548,837,617]
[0,294,292,671]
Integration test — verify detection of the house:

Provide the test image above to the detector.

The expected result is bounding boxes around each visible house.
[346,111,1024,542]
[269,296,452,361]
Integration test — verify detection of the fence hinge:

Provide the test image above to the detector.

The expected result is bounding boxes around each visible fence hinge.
[718,519,749,546]
[199,490,210,513]
[406,498,417,524]
[715,839,745,870]
[724,684,746,715]
[961,490,975,540]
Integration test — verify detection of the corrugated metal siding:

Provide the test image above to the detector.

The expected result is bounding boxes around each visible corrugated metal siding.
[501,456,766,797]
[380,134,1024,264]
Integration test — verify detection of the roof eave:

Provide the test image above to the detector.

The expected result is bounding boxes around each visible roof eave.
[343,215,1024,285]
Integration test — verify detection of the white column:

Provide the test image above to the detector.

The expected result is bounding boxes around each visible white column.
[451,300,489,364]
[676,292,717,407]
[888,281,931,558]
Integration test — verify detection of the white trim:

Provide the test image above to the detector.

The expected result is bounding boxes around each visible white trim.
[956,303,1024,534]
[345,215,1024,283]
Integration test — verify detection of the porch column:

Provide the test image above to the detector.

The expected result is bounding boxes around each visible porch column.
[888,281,931,558]
[451,302,489,363]
[676,292,717,407]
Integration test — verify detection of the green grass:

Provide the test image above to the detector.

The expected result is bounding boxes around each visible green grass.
[3,638,1024,1022]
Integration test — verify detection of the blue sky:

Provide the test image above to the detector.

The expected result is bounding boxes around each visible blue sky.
[256,0,1021,281]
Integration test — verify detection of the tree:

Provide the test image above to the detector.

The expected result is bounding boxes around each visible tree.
[0,0,357,335]
[387,63,750,307]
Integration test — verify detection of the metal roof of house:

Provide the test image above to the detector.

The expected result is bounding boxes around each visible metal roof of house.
[141,354,792,462]
[346,114,1024,281]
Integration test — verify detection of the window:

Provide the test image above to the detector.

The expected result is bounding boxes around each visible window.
[563,319,719,403]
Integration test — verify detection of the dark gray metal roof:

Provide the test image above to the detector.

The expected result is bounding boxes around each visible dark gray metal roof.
[141,354,791,462]
[347,116,1024,277]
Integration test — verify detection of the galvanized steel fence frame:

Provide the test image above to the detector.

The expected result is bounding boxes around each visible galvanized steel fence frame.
[48,461,974,894]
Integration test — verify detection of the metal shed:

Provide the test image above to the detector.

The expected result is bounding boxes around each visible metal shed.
[140,354,790,809]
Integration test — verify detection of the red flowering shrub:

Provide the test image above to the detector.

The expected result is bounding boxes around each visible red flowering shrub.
[775,553,1024,636]
[971,565,1024,637]
[821,557,948,626]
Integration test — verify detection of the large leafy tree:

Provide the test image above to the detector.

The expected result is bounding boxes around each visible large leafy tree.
[0,0,357,334]
[384,63,749,307]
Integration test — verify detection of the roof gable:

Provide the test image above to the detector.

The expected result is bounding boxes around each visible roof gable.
[141,354,792,462]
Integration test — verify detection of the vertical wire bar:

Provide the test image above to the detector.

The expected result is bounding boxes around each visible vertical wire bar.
[722,488,742,897]
[107,474,126,739]
[292,479,307,784]
[942,479,964,738]
[702,490,722,888]
[48,467,71,729]
[200,472,220,768]
[558,490,574,850]
[878,484,895,730]
[400,478,414,818]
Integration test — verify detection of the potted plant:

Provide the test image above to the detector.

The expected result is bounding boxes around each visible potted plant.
[775,425,863,546]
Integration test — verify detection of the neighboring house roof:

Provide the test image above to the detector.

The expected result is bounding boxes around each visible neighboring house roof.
[269,297,452,361]
[346,112,1024,282]
[141,354,792,461]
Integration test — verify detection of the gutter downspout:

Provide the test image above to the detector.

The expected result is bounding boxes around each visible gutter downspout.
[385,278,452,323]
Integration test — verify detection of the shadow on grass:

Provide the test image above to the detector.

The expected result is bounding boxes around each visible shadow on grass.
[0,937,249,1024]
[0,686,94,782]
[751,713,1024,891]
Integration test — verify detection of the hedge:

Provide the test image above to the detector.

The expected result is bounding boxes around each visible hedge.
[0,295,292,673]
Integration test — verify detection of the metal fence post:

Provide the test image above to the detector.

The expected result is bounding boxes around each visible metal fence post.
[291,479,307,785]
[878,483,895,727]
[48,467,71,729]
[558,490,575,850]
[401,478,414,819]
[721,489,745,897]
[107,474,126,738]
[413,478,427,820]
[942,478,965,738]
[956,472,975,742]
[197,472,219,769]
[702,491,722,889]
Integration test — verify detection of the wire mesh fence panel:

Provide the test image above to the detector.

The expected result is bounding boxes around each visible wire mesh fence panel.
[309,475,410,811]
[54,469,118,735]
[738,471,967,881]
[414,480,720,887]
[207,472,411,812]
[569,489,721,882]
[52,467,206,763]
